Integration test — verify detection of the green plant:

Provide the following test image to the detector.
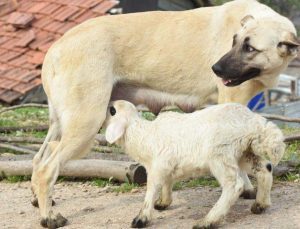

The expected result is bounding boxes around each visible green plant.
[92,178,110,187]
[5,175,31,183]
[113,182,139,193]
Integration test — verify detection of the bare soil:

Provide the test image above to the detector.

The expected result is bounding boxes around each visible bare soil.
[0,181,299,229]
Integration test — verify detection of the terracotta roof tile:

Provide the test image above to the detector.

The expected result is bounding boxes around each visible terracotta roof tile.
[0,0,118,104]
[27,51,45,65]
[0,78,19,89]
[92,0,118,14]
[73,10,95,23]
[38,3,62,15]
[6,12,35,28]
[43,20,64,33]
[27,2,50,13]
[31,16,52,28]
[76,0,102,8]
[0,0,17,17]
[17,1,36,12]
[52,6,79,22]
[57,21,77,34]
[0,90,22,103]
[0,88,5,96]
[13,80,38,94]
[30,77,42,86]
[18,70,41,83]
[0,36,9,45]
[8,54,28,67]
[0,50,22,62]
[15,30,35,47]
[1,68,24,80]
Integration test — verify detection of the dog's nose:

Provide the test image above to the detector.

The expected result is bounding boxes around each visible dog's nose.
[212,63,223,76]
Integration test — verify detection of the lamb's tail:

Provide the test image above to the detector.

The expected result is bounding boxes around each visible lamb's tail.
[250,119,285,166]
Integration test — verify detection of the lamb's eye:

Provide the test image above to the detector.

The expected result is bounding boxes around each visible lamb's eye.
[243,43,255,53]
[110,106,116,116]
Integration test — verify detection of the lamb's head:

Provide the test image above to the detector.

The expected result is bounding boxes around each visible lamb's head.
[104,100,139,144]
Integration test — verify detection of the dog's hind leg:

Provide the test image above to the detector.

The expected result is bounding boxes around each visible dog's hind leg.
[35,78,113,228]
[31,102,61,207]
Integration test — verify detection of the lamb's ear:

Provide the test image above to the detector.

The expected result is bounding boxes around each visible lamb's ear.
[105,118,127,144]
[240,15,254,27]
[278,32,300,57]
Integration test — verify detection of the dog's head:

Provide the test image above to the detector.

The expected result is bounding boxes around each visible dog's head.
[212,15,300,87]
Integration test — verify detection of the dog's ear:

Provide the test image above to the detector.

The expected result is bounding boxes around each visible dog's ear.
[241,15,255,27]
[105,117,127,144]
[278,32,300,57]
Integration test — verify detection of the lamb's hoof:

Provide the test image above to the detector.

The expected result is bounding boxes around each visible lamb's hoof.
[251,202,268,214]
[240,189,256,199]
[154,203,169,210]
[40,213,68,228]
[131,216,148,228]
[31,198,56,208]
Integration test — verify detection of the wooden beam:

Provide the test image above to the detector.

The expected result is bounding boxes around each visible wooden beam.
[0,160,147,184]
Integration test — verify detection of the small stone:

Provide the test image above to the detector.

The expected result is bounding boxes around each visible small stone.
[19,211,25,215]
[157,216,164,219]
[82,207,95,212]
[131,188,139,193]
[83,189,88,192]
[187,206,191,209]
[179,216,185,219]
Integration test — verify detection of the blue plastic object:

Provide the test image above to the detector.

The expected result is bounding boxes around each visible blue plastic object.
[247,92,265,111]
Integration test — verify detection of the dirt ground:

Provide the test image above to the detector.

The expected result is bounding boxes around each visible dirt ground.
[0,181,299,229]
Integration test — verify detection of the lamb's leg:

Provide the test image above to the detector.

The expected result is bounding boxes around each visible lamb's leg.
[239,154,273,214]
[131,168,167,228]
[154,177,173,210]
[193,159,244,229]
[239,170,256,199]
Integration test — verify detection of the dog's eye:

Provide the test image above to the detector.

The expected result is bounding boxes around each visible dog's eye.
[110,106,116,116]
[243,43,256,53]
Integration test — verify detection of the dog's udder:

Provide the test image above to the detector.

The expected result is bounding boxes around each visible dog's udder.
[111,82,198,114]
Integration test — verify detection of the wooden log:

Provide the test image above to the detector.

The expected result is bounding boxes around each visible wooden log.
[0,136,44,144]
[0,103,48,115]
[284,135,300,142]
[0,160,147,184]
[260,113,300,123]
[0,125,49,133]
[0,143,36,155]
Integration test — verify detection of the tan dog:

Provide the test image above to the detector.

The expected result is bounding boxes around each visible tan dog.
[31,0,299,228]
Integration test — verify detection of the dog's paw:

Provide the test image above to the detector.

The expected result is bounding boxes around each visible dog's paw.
[251,202,268,214]
[240,189,257,199]
[31,198,56,208]
[40,213,67,228]
[131,215,149,228]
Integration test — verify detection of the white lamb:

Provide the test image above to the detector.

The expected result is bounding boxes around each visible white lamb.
[103,100,285,228]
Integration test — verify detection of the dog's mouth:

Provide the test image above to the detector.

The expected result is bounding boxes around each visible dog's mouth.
[220,68,261,87]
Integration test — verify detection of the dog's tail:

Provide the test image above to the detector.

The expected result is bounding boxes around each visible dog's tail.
[250,118,285,166]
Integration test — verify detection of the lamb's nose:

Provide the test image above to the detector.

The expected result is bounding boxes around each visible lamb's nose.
[212,63,223,76]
